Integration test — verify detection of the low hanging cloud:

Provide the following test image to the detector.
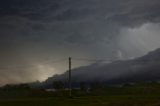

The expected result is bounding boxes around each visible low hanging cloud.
[0,0,160,85]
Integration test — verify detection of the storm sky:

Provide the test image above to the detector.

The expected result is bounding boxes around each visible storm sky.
[0,0,160,85]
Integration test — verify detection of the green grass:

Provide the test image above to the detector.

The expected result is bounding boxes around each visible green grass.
[0,96,160,106]
[1,83,160,106]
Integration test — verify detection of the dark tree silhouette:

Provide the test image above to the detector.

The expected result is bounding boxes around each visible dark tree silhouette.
[53,81,64,90]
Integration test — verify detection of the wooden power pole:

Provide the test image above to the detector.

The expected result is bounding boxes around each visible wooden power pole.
[69,57,72,97]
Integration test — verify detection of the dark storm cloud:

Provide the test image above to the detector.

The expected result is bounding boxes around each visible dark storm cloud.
[1,0,160,45]
[1,0,160,23]
[0,0,160,85]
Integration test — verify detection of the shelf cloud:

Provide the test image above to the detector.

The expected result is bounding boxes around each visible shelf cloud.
[0,0,160,85]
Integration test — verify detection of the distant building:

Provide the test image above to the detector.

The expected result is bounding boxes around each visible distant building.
[45,89,56,92]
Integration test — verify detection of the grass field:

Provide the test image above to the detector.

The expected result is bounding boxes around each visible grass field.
[1,83,160,106]
[0,95,160,106]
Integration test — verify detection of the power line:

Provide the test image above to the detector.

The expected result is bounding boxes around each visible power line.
[41,58,67,64]
[0,57,160,69]
[72,58,113,62]
[72,58,160,66]
[0,58,67,69]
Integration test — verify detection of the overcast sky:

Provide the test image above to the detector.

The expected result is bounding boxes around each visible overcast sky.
[0,0,160,85]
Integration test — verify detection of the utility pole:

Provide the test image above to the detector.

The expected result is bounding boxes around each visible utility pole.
[69,57,72,97]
